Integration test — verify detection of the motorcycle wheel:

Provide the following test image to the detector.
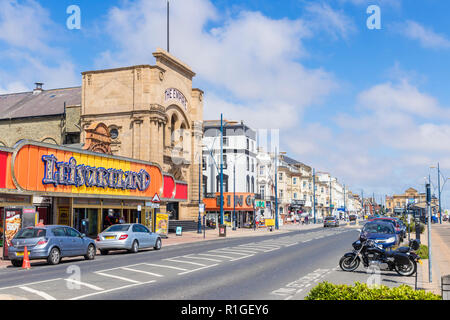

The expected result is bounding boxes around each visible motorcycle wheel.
[339,255,360,272]
[394,259,417,276]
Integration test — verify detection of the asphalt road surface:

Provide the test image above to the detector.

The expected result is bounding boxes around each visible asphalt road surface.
[0,225,416,300]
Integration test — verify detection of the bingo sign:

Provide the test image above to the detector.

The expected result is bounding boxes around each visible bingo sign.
[3,208,22,258]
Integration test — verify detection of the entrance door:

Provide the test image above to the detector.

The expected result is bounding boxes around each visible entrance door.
[37,207,50,225]
[74,208,99,238]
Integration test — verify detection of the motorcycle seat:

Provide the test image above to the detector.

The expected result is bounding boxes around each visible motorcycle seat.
[396,247,410,253]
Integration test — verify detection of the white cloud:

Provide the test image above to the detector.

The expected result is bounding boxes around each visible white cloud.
[97,0,338,129]
[399,20,450,49]
[304,2,357,40]
[0,1,79,91]
[357,79,445,118]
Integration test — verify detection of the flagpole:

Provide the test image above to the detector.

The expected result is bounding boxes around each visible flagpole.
[167,1,170,52]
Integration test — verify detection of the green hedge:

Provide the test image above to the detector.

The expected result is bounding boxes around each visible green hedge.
[416,244,429,260]
[305,282,441,300]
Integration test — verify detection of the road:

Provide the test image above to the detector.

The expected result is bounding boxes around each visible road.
[0,224,416,300]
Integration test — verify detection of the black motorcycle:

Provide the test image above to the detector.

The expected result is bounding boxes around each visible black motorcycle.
[339,237,421,276]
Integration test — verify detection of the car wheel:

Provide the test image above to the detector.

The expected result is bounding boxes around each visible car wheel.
[100,249,109,255]
[47,247,61,265]
[154,238,162,250]
[11,260,22,267]
[84,244,96,260]
[129,240,139,253]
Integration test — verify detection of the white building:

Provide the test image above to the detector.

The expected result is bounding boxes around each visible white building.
[202,120,257,196]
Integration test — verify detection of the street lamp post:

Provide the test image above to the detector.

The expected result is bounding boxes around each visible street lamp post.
[220,113,224,226]
[198,155,202,233]
[313,168,316,224]
[275,148,279,230]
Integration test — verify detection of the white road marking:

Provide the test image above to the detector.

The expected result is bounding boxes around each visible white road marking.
[120,267,164,278]
[64,279,104,291]
[0,278,62,291]
[211,249,252,256]
[178,264,219,275]
[144,263,189,271]
[70,280,155,300]
[19,286,56,300]
[165,259,207,267]
[95,272,141,284]
[183,255,222,262]
[197,253,236,260]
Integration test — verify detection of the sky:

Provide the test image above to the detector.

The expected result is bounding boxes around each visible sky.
[1,0,450,207]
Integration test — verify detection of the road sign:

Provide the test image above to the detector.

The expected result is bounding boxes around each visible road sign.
[152,193,161,203]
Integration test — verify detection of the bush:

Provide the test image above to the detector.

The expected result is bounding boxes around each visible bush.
[416,244,429,259]
[305,282,441,300]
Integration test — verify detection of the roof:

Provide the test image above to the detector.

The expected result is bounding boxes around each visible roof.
[0,86,81,120]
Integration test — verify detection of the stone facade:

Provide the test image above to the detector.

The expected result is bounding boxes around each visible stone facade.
[80,48,203,221]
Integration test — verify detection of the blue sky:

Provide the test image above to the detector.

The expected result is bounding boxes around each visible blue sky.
[1,0,450,208]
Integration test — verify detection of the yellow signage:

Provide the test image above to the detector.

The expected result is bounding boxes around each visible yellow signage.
[265,219,275,227]
[155,213,169,237]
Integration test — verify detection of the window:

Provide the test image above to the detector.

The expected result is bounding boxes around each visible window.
[251,177,255,193]
[216,174,229,193]
[110,128,119,139]
[294,192,297,199]
[247,138,249,150]
[279,189,284,198]
[293,177,297,185]
[223,137,229,147]
[52,227,66,237]
[246,175,250,192]
[260,185,265,198]
[260,165,265,175]
[247,157,249,171]
[303,181,307,188]
[202,157,207,171]
[279,173,283,181]
[251,159,254,172]
[223,155,227,169]
[65,227,81,237]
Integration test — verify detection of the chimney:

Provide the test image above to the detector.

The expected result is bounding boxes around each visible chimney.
[33,82,44,95]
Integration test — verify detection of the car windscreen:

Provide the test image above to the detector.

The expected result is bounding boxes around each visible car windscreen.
[14,228,46,239]
[105,224,130,232]
[325,217,335,221]
[363,223,394,234]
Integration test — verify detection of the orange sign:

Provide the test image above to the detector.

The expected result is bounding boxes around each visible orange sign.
[12,141,163,199]
[203,193,255,211]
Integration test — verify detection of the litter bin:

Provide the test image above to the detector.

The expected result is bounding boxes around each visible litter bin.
[219,224,226,237]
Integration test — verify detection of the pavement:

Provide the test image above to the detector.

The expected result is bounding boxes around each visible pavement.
[414,222,450,296]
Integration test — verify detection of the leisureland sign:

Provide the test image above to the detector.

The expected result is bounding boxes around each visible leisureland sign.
[42,155,151,191]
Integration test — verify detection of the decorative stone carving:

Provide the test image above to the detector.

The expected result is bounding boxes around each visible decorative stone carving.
[83,122,112,154]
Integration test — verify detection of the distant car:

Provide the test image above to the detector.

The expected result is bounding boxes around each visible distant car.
[8,225,96,266]
[96,223,162,255]
[324,216,339,227]
[359,221,399,249]
[349,214,357,222]
[370,217,405,242]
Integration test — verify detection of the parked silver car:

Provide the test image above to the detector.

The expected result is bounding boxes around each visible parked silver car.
[8,225,96,266]
[324,216,339,227]
[96,223,162,255]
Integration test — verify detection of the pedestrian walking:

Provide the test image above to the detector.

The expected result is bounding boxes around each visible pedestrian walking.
[301,216,305,225]
[305,215,309,225]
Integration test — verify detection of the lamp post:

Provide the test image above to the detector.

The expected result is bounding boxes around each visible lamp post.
[313,168,316,224]
[426,176,432,283]
[197,154,202,234]
[431,163,445,224]
[275,148,279,230]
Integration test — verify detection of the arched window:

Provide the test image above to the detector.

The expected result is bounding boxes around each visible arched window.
[216,174,229,193]
[251,176,255,193]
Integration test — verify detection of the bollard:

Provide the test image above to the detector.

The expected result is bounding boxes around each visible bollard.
[442,275,450,300]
